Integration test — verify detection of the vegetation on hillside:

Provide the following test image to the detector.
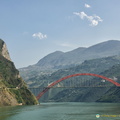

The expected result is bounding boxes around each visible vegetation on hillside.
[27,56,120,87]
[0,39,38,106]
[97,64,120,102]
[25,55,120,102]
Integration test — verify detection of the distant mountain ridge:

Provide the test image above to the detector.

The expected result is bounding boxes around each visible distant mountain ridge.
[19,40,120,74]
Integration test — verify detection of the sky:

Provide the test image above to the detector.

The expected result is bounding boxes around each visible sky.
[0,0,120,68]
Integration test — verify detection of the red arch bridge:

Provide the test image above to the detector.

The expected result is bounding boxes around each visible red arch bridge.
[28,73,120,100]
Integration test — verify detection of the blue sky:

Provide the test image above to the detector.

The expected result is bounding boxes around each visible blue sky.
[0,0,120,68]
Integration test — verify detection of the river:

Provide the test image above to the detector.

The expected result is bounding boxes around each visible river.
[0,102,120,120]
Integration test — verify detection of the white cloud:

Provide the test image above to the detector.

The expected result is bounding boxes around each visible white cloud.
[32,32,47,39]
[85,4,91,8]
[74,12,87,19]
[73,11,103,26]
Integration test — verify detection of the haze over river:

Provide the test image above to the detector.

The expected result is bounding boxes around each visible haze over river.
[0,102,120,120]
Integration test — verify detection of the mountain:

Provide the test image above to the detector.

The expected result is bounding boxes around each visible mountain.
[96,64,120,102]
[36,40,120,70]
[26,55,120,102]
[40,58,120,102]
[27,56,120,87]
[18,40,120,102]
[0,39,38,106]
[19,40,120,81]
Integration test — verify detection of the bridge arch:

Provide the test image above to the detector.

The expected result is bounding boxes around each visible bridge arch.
[36,73,120,100]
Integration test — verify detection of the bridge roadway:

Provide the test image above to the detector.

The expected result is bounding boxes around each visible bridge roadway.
[28,85,115,89]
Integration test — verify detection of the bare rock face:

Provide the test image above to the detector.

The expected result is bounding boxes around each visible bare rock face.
[1,43,11,61]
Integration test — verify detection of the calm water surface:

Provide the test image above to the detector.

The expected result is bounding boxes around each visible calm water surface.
[0,102,120,120]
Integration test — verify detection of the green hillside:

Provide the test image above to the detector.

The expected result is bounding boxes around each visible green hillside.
[48,60,120,102]
[28,56,120,87]
[26,55,120,102]
[97,64,120,102]
[0,39,38,106]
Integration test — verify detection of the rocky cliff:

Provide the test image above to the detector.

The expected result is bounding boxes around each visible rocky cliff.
[0,39,38,106]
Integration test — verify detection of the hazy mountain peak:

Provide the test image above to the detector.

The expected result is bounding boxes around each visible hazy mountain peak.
[36,50,64,67]
[68,47,86,53]
[86,40,120,53]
